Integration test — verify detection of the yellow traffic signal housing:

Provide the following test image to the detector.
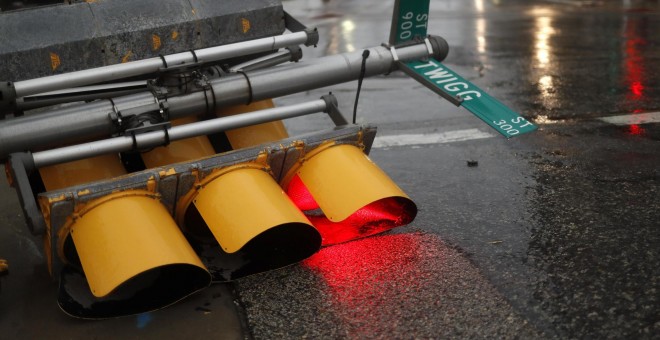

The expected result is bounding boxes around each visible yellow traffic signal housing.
[13,100,411,318]
[0,1,461,319]
[38,155,128,192]
[139,107,321,281]
[37,155,210,318]
[219,99,290,149]
[216,100,416,246]
[141,116,217,168]
[177,162,321,280]
[282,143,417,245]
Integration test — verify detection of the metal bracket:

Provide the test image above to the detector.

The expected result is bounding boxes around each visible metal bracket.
[381,40,420,74]
[124,121,172,152]
[193,72,213,92]
[123,92,172,150]
[284,11,318,47]
[153,71,197,97]
[390,46,400,62]
[287,46,304,63]
[7,152,45,235]
[321,93,349,126]
[424,37,435,56]
[148,82,170,100]
[0,81,17,120]
[192,72,218,116]
[109,100,171,142]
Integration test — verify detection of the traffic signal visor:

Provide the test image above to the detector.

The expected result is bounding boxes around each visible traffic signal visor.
[64,191,208,297]
[178,163,322,280]
[283,143,417,245]
[58,190,211,318]
[141,106,321,282]
[39,156,211,318]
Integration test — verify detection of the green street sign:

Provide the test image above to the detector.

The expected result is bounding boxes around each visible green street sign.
[390,0,536,138]
[389,0,430,45]
[402,59,537,138]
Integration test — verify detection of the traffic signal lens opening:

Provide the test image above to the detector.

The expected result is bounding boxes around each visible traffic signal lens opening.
[284,144,417,245]
[59,191,211,318]
[287,174,416,245]
[179,165,322,280]
[286,174,320,211]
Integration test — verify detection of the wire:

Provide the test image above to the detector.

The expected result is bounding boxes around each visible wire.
[353,49,370,124]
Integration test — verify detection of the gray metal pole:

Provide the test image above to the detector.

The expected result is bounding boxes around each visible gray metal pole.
[0,93,156,160]
[16,81,149,111]
[12,31,313,98]
[32,99,330,167]
[0,36,448,160]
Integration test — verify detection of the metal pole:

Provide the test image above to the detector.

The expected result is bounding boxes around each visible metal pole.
[0,36,448,160]
[229,46,303,72]
[17,81,149,111]
[32,99,330,168]
[12,31,313,98]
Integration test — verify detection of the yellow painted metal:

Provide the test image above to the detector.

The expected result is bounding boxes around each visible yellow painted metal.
[141,116,216,168]
[217,99,289,149]
[38,154,128,278]
[142,100,287,167]
[284,143,411,222]
[38,153,209,299]
[0,259,7,274]
[67,190,208,297]
[191,164,312,253]
[39,154,127,191]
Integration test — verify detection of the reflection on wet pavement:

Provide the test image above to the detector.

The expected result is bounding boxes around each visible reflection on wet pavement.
[237,233,541,338]
[279,0,659,338]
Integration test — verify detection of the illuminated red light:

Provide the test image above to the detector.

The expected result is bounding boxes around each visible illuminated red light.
[286,174,320,211]
[630,81,645,97]
[286,175,415,245]
[628,124,645,135]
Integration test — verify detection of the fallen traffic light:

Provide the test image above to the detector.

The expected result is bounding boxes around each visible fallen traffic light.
[10,101,404,318]
[177,162,321,280]
[1,0,539,320]
[282,143,417,245]
[38,155,211,319]
[140,107,321,282]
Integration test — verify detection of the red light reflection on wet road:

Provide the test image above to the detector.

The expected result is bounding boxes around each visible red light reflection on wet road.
[303,233,445,336]
[628,124,645,135]
[287,174,416,245]
[623,17,648,136]
[624,19,646,101]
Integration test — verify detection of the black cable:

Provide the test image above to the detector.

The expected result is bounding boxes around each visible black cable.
[159,54,168,69]
[190,49,199,63]
[353,49,370,124]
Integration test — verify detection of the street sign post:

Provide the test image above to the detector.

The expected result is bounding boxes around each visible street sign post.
[389,0,430,45]
[392,0,537,138]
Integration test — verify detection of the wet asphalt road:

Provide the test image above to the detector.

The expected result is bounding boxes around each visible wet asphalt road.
[249,0,660,338]
[1,0,659,339]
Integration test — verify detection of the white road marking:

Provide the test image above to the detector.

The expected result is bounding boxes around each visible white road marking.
[598,112,660,126]
[373,112,658,149]
[543,0,599,6]
[372,129,495,148]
